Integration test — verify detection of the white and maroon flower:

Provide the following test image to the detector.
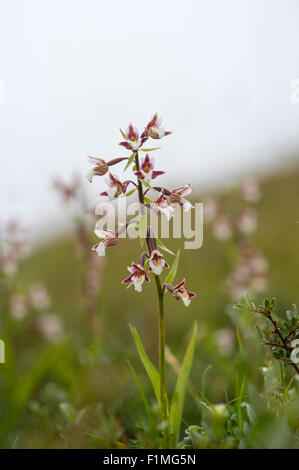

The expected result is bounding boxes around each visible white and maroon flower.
[149,249,169,275]
[150,190,174,221]
[119,124,147,151]
[92,227,118,256]
[170,184,192,212]
[144,113,172,139]
[122,262,150,292]
[166,279,196,307]
[134,154,165,183]
[86,156,109,182]
[100,172,130,199]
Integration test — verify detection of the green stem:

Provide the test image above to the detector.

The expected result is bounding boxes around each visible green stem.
[154,275,170,447]
[134,150,170,447]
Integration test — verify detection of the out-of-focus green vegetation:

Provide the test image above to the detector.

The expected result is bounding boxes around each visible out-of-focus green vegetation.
[1,166,299,449]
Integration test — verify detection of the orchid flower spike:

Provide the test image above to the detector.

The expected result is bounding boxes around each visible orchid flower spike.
[165,279,196,307]
[119,124,148,151]
[150,189,174,221]
[86,156,109,182]
[134,154,165,183]
[92,227,118,256]
[100,172,130,199]
[170,184,193,212]
[149,249,169,276]
[122,262,150,292]
[144,113,172,139]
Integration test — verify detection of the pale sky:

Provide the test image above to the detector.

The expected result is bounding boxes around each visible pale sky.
[1,0,299,238]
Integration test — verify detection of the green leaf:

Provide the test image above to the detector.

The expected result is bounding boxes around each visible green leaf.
[144,196,153,204]
[139,178,154,191]
[236,328,244,359]
[140,147,161,152]
[169,323,197,443]
[124,152,136,171]
[119,127,126,139]
[164,249,180,285]
[157,239,175,256]
[125,188,137,197]
[127,361,151,421]
[129,325,160,403]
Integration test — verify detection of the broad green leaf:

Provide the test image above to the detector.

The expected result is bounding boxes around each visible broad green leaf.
[130,325,160,403]
[164,249,180,285]
[124,152,136,171]
[169,323,197,443]
[140,147,161,152]
[127,360,151,421]
[157,239,175,256]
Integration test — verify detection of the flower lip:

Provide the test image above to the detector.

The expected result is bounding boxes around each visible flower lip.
[149,249,169,275]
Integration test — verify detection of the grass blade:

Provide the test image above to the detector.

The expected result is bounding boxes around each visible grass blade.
[129,325,160,403]
[124,152,136,171]
[164,249,180,285]
[127,360,151,421]
[169,322,197,443]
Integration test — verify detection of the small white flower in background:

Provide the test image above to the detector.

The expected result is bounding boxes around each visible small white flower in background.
[28,282,51,310]
[240,178,261,202]
[213,215,233,241]
[214,328,235,356]
[10,294,28,320]
[203,197,219,223]
[236,208,257,234]
[212,404,229,420]
[149,249,169,275]
[37,314,64,343]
